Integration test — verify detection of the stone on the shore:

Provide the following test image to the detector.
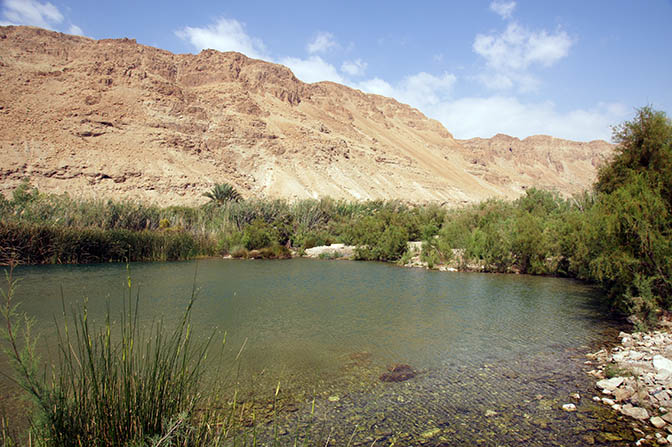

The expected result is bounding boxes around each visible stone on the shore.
[602,397,615,406]
[662,412,672,424]
[592,396,601,402]
[597,377,624,391]
[654,355,672,375]
[485,410,497,417]
[562,403,576,412]
[652,416,667,429]
[613,386,635,402]
[612,351,627,362]
[622,404,650,420]
[570,392,581,401]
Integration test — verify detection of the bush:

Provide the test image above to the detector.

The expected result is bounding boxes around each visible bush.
[242,219,280,250]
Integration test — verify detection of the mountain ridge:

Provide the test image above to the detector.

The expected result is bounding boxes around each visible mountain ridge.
[0,26,613,205]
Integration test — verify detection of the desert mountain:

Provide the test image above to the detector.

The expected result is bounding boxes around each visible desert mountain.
[0,26,613,205]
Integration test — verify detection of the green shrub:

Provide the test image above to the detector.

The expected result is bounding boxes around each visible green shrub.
[242,219,280,250]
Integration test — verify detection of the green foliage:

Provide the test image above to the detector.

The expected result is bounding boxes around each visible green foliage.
[604,363,633,379]
[242,219,280,250]
[0,222,207,264]
[10,179,39,208]
[203,182,242,206]
[596,106,672,202]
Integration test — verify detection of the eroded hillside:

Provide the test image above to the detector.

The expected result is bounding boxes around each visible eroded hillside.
[0,26,613,205]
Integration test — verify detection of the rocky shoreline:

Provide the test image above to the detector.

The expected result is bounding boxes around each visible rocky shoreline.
[587,329,672,445]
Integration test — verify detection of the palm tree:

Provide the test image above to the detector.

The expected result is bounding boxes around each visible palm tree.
[203,183,242,206]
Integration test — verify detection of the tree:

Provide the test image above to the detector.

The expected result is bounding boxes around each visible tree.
[596,106,672,207]
[202,183,242,206]
[589,107,672,317]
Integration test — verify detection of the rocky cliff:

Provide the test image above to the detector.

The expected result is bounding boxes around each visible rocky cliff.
[0,26,613,205]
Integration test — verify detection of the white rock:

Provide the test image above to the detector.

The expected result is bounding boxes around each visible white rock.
[652,416,667,428]
[622,404,650,420]
[612,404,622,411]
[592,396,601,402]
[658,371,672,381]
[562,403,576,412]
[570,393,581,401]
[668,434,672,444]
[612,352,627,362]
[597,377,625,391]
[602,397,616,406]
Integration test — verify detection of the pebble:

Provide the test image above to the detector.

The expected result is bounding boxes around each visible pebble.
[589,329,672,432]
[561,403,576,412]
[420,428,441,439]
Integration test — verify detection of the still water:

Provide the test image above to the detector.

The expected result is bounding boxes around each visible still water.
[6,259,638,446]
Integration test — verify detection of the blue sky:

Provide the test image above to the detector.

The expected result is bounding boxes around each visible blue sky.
[2,0,671,142]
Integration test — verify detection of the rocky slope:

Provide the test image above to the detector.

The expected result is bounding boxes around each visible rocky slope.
[0,26,613,205]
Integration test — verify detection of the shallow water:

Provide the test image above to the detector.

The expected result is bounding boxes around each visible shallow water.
[4,259,644,445]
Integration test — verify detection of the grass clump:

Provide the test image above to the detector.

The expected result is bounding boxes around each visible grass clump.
[604,363,633,379]
[0,265,219,446]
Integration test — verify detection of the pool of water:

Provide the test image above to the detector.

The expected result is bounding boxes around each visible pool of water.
[3,259,641,446]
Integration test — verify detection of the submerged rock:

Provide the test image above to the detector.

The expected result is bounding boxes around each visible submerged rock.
[379,364,416,382]
[562,403,576,412]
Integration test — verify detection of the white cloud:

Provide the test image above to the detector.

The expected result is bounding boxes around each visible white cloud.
[175,18,269,60]
[307,31,337,54]
[68,24,83,36]
[356,72,456,110]
[280,56,344,84]
[341,59,367,76]
[489,1,516,20]
[474,23,573,71]
[473,22,574,91]
[1,0,63,28]
[427,96,627,141]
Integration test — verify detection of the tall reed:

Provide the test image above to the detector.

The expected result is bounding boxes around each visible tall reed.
[1,265,218,446]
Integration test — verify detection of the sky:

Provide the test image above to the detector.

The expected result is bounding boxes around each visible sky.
[2,0,671,142]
